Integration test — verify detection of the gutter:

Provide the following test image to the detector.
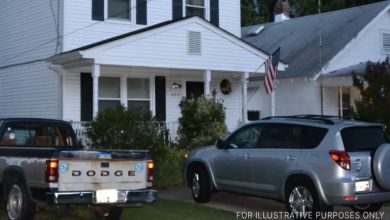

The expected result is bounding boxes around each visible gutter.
[47,63,65,120]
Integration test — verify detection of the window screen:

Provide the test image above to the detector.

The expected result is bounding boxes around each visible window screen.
[108,0,131,19]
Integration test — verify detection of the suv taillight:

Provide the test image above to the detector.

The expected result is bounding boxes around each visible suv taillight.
[46,160,59,183]
[147,161,154,186]
[329,151,351,170]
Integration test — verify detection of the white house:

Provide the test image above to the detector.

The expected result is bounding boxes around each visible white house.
[243,0,390,118]
[0,0,286,139]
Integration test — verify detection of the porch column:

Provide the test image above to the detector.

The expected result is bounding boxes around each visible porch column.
[120,74,128,108]
[92,64,100,117]
[242,72,249,123]
[204,70,211,96]
[339,86,343,117]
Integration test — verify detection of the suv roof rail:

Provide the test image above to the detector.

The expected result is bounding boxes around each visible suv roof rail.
[261,115,339,125]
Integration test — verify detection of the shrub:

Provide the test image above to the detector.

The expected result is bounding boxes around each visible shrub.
[86,105,168,150]
[177,96,228,150]
[153,148,186,189]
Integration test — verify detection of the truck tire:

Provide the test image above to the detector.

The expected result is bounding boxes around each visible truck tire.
[190,167,211,203]
[350,203,383,214]
[6,181,35,220]
[285,179,331,219]
[93,207,123,220]
[372,144,390,190]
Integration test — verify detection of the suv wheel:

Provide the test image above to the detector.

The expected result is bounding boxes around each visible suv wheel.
[190,167,211,203]
[6,181,35,220]
[350,203,383,214]
[285,180,331,219]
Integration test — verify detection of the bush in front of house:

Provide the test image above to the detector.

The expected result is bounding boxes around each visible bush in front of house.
[177,96,228,149]
[86,105,168,150]
[86,106,184,188]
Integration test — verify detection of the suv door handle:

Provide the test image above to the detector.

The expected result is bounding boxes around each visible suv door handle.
[244,154,253,159]
[285,155,295,162]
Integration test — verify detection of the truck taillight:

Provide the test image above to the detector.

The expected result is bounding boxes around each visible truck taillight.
[329,151,351,170]
[46,160,59,183]
[147,161,154,184]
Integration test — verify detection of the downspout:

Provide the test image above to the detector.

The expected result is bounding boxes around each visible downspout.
[47,63,64,120]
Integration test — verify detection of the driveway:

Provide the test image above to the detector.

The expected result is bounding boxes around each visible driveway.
[159,187,390,219]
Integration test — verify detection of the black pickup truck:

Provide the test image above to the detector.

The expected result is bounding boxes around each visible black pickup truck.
[0,118,157,220]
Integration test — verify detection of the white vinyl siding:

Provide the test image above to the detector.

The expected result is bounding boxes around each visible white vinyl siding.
[0,62,60,119]
[63,0,240,51]
[0,0,62,67]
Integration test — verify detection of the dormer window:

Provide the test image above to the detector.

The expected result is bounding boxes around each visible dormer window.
[185,0,206,19]
[108,0,131,20]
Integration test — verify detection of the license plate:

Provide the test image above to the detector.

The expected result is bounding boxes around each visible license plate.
[96,189,118,203]
[355,181,370,192]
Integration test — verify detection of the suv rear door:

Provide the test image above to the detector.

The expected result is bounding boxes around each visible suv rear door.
[251,123,328,199]
[341,126,390,192]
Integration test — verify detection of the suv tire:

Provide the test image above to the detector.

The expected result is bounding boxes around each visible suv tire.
[190,167,212,203]
[285,179,331,219]
[6,181,35,220]
[350,203,383,214]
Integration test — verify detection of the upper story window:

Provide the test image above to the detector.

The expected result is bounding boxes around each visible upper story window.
[185,0,206,19]
[108,0,131,20]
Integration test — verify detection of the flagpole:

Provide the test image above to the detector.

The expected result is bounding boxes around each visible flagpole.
[271,91,276,116]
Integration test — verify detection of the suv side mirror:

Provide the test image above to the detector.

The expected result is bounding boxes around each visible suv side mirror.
[215,139,226,149]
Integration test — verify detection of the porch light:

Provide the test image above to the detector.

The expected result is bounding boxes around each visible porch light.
[172,82,182,89]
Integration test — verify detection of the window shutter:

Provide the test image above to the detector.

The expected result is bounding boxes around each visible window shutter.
[136,0,147,25]
[172,0,183,20]
[155,76,166,121]
[210,0,219,26]
[92,0,105,21]
[80,73,93,121]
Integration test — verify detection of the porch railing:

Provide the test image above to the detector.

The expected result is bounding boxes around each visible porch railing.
[69,121,179,148]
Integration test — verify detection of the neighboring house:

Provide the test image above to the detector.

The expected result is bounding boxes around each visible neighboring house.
[243,0,390,118]
[0,0,286,140]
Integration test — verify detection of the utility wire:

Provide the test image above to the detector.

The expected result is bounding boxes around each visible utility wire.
[1,0,155,68]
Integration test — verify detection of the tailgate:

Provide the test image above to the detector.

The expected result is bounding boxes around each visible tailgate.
[57,150,151,191]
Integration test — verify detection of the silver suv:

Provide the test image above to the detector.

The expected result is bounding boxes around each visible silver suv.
[184,115,390,215]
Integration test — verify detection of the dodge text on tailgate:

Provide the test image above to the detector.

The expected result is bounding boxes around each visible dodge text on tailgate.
[0,118,157,220]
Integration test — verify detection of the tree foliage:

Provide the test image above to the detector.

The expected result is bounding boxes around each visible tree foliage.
[353,57,390,133]
[177,96,228,150]
[87,106,168,150]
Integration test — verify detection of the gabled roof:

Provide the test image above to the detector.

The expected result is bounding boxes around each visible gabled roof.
[242,0,390,79]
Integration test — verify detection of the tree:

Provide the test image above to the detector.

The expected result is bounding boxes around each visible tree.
[353,57,390,133]
[177,96,228,150]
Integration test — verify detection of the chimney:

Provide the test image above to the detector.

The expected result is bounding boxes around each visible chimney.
[274,0,290,23]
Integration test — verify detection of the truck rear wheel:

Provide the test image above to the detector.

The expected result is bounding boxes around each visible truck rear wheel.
[6,181,35,220]
[93,207,123,220]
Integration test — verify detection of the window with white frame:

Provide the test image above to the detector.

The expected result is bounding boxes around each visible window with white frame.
[98,77,121,112]
[185,0,206,19]
[127,78,150,112]
[108,0,131,20]
[382,31,390,54]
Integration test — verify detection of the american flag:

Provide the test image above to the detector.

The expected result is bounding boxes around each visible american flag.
[264,47,281,94]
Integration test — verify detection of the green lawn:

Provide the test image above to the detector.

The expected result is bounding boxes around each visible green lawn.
[1,199,235,220]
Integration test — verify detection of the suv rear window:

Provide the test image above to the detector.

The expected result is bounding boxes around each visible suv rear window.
[341,126,389,152]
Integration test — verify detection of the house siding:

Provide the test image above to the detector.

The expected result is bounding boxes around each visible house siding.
[63,0,241,51]
[0,62,60,119]
[82,21,261,73]
[63,72,82,121]
[325,10,390,73]
[0,0,62,67]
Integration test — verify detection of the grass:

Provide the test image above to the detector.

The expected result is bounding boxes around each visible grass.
[0,199,235,220]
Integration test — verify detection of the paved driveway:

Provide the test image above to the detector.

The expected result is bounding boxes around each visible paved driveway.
[159,187,390,220]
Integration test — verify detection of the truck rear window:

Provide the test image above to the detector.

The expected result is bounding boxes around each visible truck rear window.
[341,126,389,152]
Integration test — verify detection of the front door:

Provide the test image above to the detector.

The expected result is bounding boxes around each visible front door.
[186,82,204,99]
